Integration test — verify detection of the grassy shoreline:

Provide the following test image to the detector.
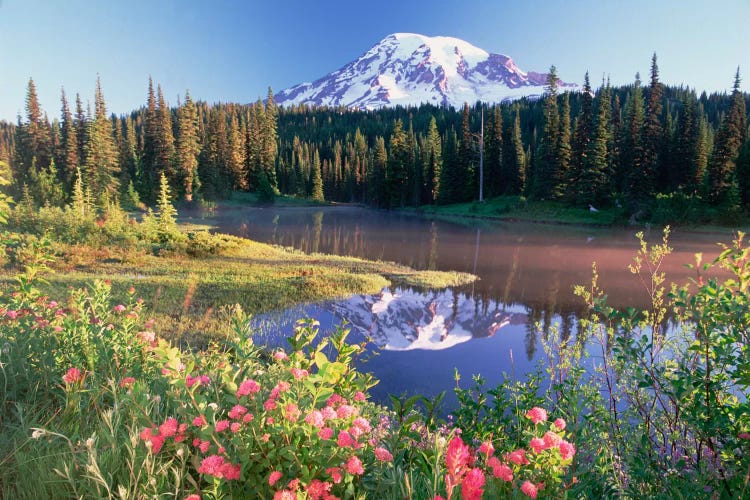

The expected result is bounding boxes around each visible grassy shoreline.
[404,195,750,233]
[0,228,475,345]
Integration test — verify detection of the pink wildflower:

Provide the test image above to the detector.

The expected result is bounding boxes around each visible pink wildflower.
[306,479,332,500]
[62,367,83,384]
[290,367,309,379]
[318,427,334,440]
[507,448,529,465]
[159,417,179,438]
[354,391,367,402]
[526,407,548,425]
[140,427,165,454]
[273,491,297,500]
[326,466,343,483]
[119,377,136,388]
[198,440,210,453]
[285,403,300,422]
[273,351,288,361]
[445,435,472,477]
[231,422,241,433]
[326,394,345,408]
[269,470,283,486]
[215,420,230,432]
[345,456,364,475]
[530,437,547,454]
[305,410,325,428]
[374,447,393,462]
[461,468,485,500]
[492,463,514,482]
[520,481,538,499]
[237,379,260,397]
[336,405,358,419]
[192,415,207,427]
[184,495,201,500]
[352,417,371,433]
[739,432,750,439]
[559,440,576,460]
[113,304,126,313]
[543,431,563,449]
[264,399,277,411]
[242,413,254,423]
[5,310,18,319]
[198,455,240,480]
[554,418,567,430]
[228,404,248,420]
[478,440,495,458]
[321,406,337,420]
[337,430,357,448]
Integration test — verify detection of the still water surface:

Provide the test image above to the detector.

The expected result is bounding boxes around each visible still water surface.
[190,205,731,407]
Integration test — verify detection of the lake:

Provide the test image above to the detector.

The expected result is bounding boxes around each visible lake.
[188,205,732,408]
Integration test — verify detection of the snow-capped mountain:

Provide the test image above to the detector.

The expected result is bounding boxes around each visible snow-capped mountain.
[275,33,575,109]
[330,288,529,351]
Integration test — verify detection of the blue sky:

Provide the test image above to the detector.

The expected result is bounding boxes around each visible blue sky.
[1,0,748,121]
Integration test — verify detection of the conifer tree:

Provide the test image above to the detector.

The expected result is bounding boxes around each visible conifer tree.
[155,84,176,180]
[672,94,699,190]
[636,53,664,200]
[75,93,87,167]
[14,78,51,187]
[424,117,442,204]
[60,88,78,187]
[369,136,387,207]
[511,107,527,195]
[141,77,158,199]
[555,93,572,199]
[458,103,475,201]
[228,112,245,189]
[535,66,560,199]
[310,148,324,202]
[622,73,645,199]
[706,68,747,204]
[263,88,279,189]
[176,90,201,202]
[83,77,120,202]
[387,119,409,207]
[485,106,503,197]
[568,72,593,201]
[693,117,710,190]
[157,172,177,230]
[580,84,611,205]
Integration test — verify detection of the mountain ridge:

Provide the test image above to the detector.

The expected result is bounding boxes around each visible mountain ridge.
[275,33,576,109]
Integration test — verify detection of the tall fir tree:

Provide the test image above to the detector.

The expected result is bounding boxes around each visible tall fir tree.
[310,148,324,201]
[176,91,201,202]
[568,72,593,202]
[534,66,560,199]
[83,77,120,202]
[622,73,645,198]
[458,103,475,201]
[59,88,78,188]
[580,83,611,206]
[74,92,87,168]
[706,68,747,204]
[262,88,279,189]
[387,119,409,207]
[424,117,442,204]
[555,92,572,199]
[636,53,664,201]
[510,107,527,194]
[141,77,158,200]
[485,106,503,198]
[155,84,176,181]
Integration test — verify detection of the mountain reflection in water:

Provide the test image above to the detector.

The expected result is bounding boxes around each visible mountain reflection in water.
[332,288,528,351]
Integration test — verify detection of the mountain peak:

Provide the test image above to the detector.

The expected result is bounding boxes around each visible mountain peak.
[275,33,575,109]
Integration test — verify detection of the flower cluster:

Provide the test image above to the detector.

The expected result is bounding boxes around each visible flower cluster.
[436,408,576,499]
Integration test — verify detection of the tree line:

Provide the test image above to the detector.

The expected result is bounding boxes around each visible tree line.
[1,54,749,217]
